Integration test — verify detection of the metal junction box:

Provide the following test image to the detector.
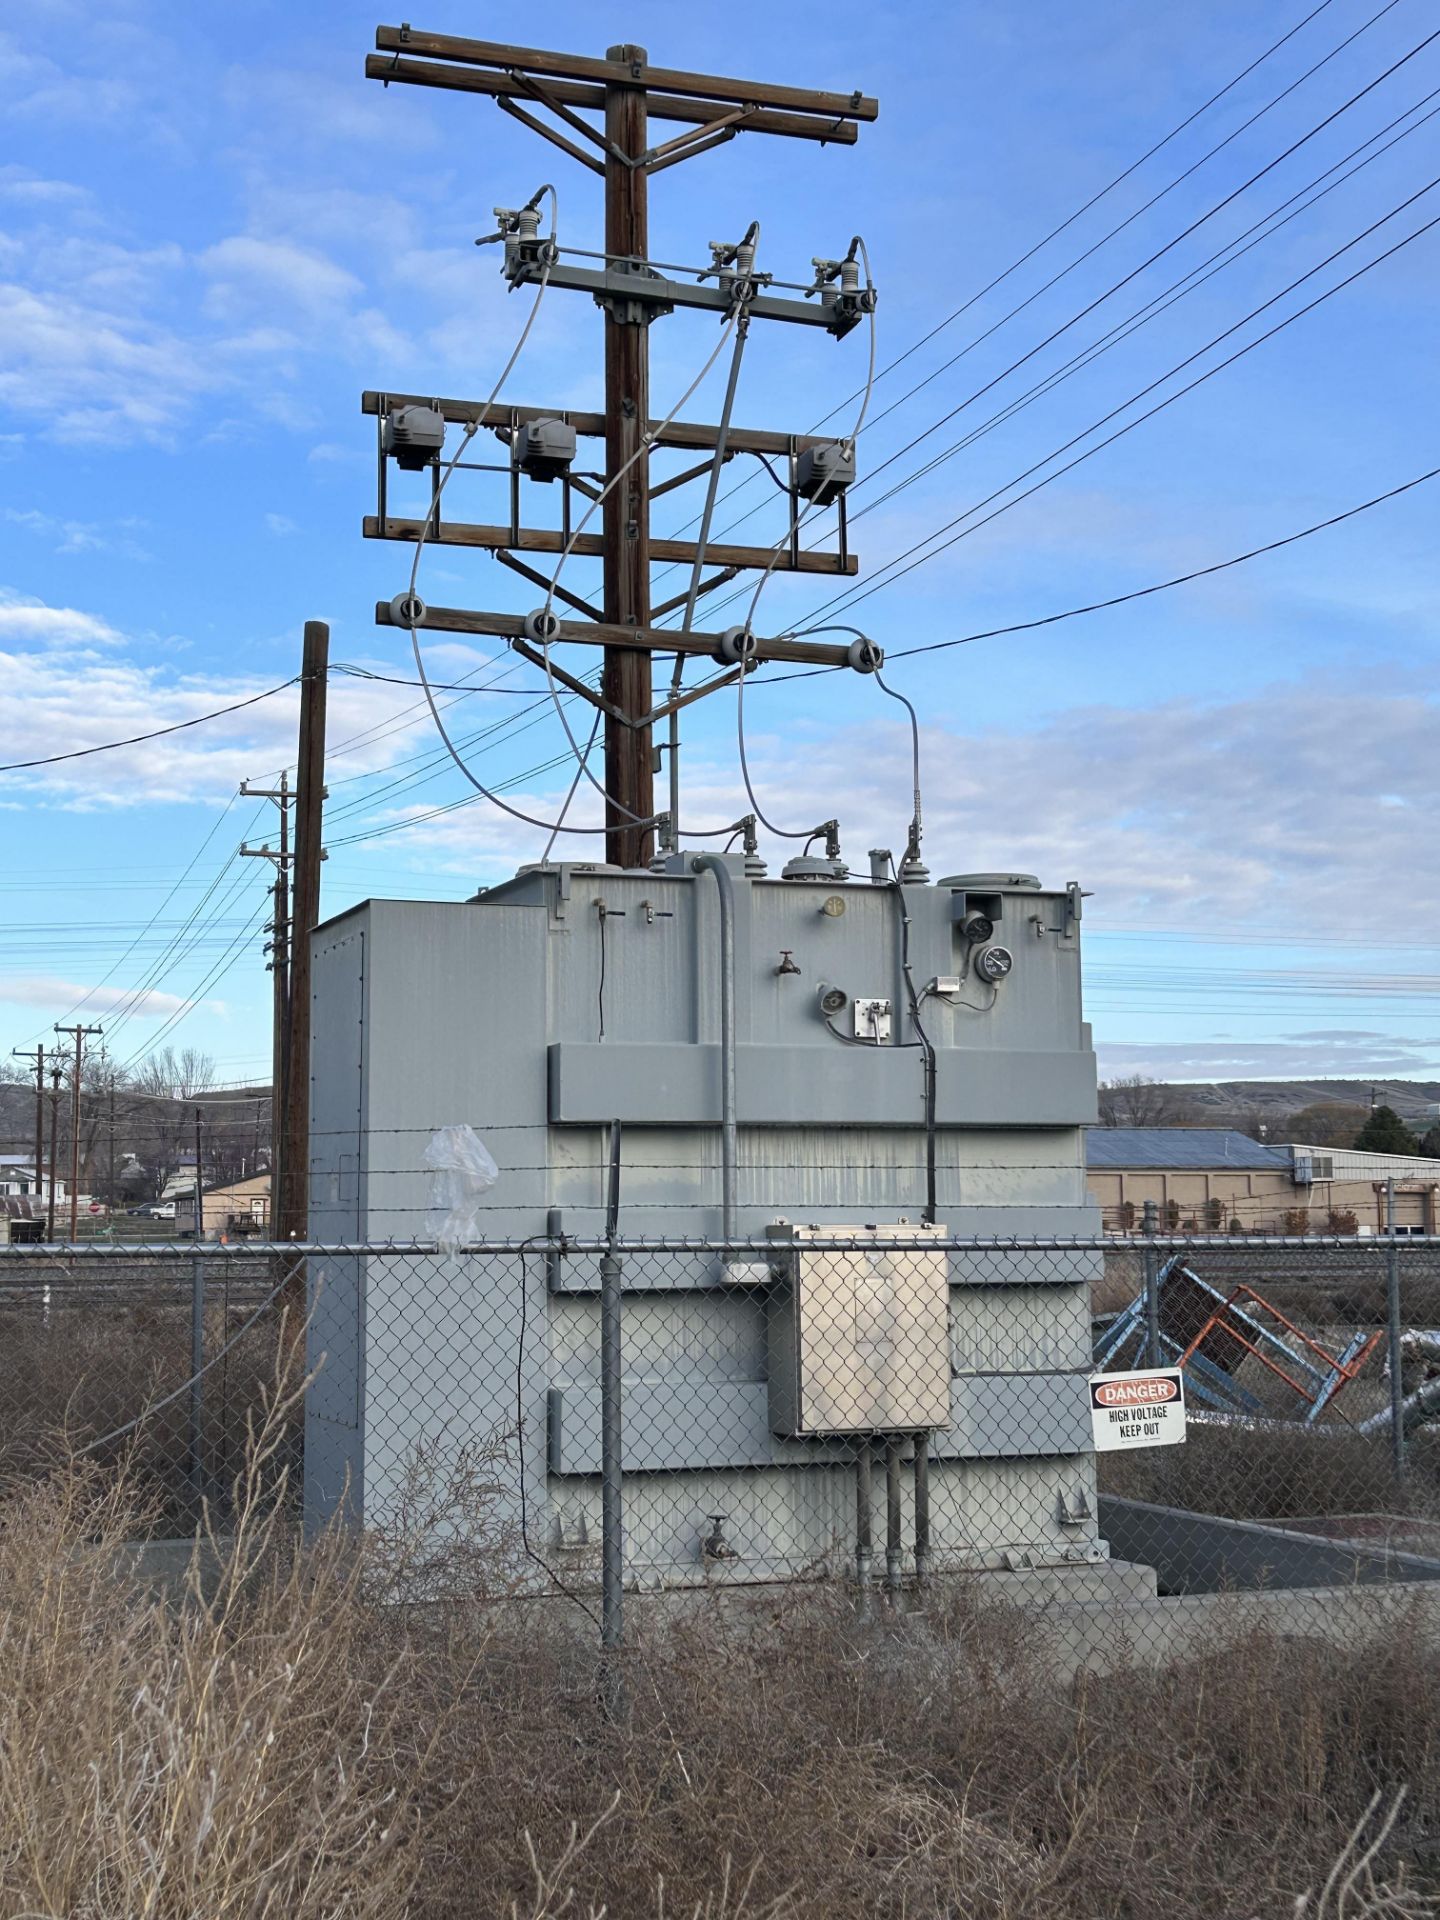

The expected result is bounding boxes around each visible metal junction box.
[767,1223,953,1436]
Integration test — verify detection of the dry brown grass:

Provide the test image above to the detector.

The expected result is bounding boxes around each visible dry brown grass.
[0,1293,291,1533]
[1,1379,1438,1916]
[0,1384,420,1918]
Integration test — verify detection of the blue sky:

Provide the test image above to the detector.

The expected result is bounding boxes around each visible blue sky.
[3,0,1438,1089]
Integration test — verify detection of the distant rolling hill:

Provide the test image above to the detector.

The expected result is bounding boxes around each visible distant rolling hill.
[1170,1079,1440,1124]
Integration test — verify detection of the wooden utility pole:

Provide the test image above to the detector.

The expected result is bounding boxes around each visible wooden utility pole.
[241,767,294,1233]
[271,771,290,1229]
[11,1045,45,1221]
[46,1064,60,1238]
[54,1023,102,1240]
[363,29,877,869]
[601,47,653,868]
[282,619,329,1242]
[194,1107,204,1241]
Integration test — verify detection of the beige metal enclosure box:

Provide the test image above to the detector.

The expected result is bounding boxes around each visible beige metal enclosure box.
[767,1222,954,1436]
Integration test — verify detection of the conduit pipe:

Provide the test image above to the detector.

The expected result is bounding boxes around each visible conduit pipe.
[692,855,738,1244]
[913,1436,931,1586]
[855,1437,874,1603]
[885,1437,904,1597]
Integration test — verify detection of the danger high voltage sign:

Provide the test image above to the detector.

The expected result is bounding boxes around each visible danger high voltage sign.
[1088,1368,1187,1452]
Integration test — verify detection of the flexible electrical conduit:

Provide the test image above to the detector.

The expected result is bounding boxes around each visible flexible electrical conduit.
[691,854,737,1241]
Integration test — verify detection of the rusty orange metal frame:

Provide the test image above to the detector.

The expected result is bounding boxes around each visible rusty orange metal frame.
[1177,1282,1383,1411]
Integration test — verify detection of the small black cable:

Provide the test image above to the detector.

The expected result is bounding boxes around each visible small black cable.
[596,904,608,1040]
[515,1240,601,1628]
[822,1010,919,1050]
[753,469,1440,688]
[889,863,938,1225]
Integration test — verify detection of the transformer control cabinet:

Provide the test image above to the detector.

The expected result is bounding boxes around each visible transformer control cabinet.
[766,1222,953,1437]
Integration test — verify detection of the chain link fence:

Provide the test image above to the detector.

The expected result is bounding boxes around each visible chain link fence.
[2,1233,1438,1650]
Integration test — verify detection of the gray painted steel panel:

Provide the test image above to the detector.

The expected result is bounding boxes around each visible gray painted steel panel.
[549,1371,1091,1474]
[549,1041,1096,1126]
[934,1371,1091,1459]
[306,867,1106,1584]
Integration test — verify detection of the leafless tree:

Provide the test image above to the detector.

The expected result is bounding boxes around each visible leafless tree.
[1097,1075,1196,1128]
[1283,1101,1367,1148]
[129,1047,217,1101]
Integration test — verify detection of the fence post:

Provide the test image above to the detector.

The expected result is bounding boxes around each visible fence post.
[189,1244,206,1508]
[1386,1177,1406,1483]
[599,1120,624,1691]
[1142,1198,1161,1366]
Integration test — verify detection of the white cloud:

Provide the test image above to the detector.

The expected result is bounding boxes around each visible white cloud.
[263,513,297,536]
[3,508,150,558]
[0,167,91,208]
[1095,1032,1440,1080]
[0,589,121,647]
[0,594,494,808]
[199,235,363,319]
[0,277,218,445]
[344,665,1440,938]
[0,977,201,1019]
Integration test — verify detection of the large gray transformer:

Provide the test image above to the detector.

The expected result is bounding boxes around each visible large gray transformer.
[305,856,1108,1586]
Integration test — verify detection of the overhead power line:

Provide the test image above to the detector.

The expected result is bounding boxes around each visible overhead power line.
[0,679,300,773]
[821,464,1440,668]
[846,87,1440,527]
[815,22,1440,527]
[689,83,1440,636]
[651,0,1366,565]
[796,187,1440,629]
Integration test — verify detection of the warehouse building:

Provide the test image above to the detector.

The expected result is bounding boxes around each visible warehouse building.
[1085,1128,1439,1234]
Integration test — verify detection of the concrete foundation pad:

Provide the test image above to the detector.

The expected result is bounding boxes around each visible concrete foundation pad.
[1022,1580,1440,1677]
[965,1557,1157,1608]
[113,1535,1438,1688]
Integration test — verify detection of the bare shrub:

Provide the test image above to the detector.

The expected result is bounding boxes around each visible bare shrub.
[0,1287,289,1532]
[0,1377,420,1918]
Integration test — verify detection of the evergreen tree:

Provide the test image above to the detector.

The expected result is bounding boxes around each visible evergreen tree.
[1352,1105,1420,1155]
[1420,1123,1440,1159]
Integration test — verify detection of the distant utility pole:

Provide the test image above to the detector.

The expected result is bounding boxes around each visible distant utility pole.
[54,1022,102,1241]
[363,27,878,868]
[10,1044,45,1220]
[46,1064,60,1238]
[242,771,293,1234]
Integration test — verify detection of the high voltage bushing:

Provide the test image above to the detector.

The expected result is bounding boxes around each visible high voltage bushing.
[807,251,877,339]
[488,200,560,286]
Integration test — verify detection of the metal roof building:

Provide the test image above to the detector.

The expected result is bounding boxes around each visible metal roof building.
[1084,1129,1290,1172]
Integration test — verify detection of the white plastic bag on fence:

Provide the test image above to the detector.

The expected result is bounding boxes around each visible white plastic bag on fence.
[422,1125,500,1254]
